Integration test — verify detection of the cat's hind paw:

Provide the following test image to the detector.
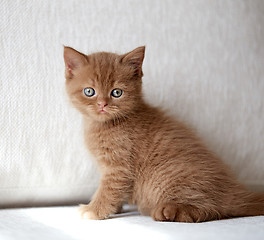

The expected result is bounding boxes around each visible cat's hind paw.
[151,202,196,223]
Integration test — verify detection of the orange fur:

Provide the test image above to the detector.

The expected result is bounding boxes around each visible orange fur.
[64,46,264,222]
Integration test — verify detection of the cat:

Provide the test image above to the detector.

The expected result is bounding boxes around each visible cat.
[63,46,264,222]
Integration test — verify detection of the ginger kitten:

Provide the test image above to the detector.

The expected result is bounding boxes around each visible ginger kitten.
[63,46,264,222]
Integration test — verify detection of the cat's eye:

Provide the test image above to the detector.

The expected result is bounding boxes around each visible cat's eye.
[83,88,95,97]
[111,88,123,98]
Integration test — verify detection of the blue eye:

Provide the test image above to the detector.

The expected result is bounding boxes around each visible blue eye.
[84,88,95,97]
[111,89,123,98]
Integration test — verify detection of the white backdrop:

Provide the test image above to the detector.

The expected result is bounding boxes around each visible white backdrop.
[1,0,264,207]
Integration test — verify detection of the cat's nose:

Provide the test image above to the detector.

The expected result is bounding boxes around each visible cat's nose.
[97,101,108,108]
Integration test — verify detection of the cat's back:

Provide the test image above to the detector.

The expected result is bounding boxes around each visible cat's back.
[132,102,234,185]
[131,103,200,149]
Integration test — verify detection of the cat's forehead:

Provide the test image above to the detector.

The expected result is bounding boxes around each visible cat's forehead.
[87,52,120,86]
[89,52,119,72]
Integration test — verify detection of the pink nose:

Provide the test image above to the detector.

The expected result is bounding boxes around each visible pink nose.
[97,101,108,108]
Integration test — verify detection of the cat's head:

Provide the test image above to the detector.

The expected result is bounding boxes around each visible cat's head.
[63,46,145,122]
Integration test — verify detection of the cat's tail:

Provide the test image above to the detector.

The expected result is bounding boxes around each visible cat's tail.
[229,191,264,217]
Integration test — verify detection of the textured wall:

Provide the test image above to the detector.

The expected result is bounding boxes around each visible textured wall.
[0,0,264,206]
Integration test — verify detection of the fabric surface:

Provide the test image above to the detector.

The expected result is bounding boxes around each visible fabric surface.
[1,0,264,206]
[0,206,264,240]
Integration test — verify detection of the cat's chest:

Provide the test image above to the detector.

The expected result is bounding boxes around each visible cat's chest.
[88,130,114,153]
[84,125,132,161]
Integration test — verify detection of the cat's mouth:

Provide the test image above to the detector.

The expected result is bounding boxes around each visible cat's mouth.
[97,108,109,115]
[93,108,113,122]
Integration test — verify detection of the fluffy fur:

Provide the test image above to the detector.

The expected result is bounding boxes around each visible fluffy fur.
[63,46,264,222]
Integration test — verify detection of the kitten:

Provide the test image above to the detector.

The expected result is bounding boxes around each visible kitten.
[63,46,264,222]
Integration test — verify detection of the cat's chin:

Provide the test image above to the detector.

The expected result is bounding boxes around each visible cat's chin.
[87,110,126,124]
[87,111,114,123]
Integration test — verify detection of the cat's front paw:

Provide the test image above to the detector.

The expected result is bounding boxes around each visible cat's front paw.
[78,204,105,220]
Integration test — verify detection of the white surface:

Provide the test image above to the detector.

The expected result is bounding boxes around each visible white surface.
[1,0,264,206]
[0,206,264,240]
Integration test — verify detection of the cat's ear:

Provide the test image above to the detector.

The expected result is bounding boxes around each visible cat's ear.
[63,46,87,78]
[120,46,145,76]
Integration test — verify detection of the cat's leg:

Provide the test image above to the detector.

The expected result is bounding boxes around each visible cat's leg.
[151,202,220,223]
[79,172,132,220]
[115,204,124,214]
